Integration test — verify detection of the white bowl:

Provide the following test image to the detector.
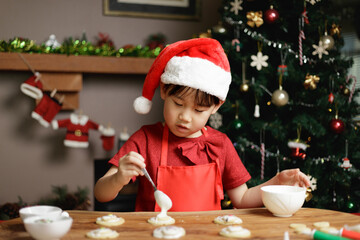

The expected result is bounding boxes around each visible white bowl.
[24,215,73,240]
[261,185,306,217]
[20,205,63,221]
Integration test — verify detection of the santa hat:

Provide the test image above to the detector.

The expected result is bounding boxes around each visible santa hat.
[20,72,43,99]
[133,38,231,114]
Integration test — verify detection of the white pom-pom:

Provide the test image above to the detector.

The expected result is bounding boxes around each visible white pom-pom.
[133,96,152,114]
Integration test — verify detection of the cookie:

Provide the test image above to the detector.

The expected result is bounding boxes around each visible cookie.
[313,221,330,228]
[214,215,243,225]
[320,227,338,235]
[219,225,251,238]
[86,227,119,239]
[289,223,307,230]
[148,214,175,226]
[153,226,186,239]
[96,214,125,227]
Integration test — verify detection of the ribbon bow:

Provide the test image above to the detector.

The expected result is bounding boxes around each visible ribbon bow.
[304,74,320,90]
[246,11,264,28]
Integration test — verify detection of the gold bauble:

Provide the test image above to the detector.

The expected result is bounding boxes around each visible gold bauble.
[271,89,289,106]
[342,87,350,96]
[212,22,227,34]
[320,35,335,50]
[239,82,250,92]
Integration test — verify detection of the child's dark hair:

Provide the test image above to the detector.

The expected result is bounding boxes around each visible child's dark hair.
[162,84,220,107]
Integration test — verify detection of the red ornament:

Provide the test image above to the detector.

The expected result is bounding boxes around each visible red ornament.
[264,5,279,24]
[330,118,345,134]
[328,92,334,103]
[288,141,308,161]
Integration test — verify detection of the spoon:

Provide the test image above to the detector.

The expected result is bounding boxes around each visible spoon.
[141,168,157,191]
[141,168,172,212]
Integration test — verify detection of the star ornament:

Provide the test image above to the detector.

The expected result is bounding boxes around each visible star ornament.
[230,0,243,15]
[312,41,328,59]
[250,51,268,71]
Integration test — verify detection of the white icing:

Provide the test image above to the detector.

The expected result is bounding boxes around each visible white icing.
[220,226,251,238]
[86,228,119,238]
[97,214,121,223]
[215,215,243,224]
[155,190,172,218]
[153,226,186,239]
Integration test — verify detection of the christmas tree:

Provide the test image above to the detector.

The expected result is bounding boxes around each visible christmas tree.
[210,0,360,212]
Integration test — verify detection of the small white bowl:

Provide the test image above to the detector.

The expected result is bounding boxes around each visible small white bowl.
[261,185,306,217]
[24,215,73,240]
[20,205,64,221]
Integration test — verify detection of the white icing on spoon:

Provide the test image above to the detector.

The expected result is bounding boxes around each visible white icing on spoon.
[155,190,172,217]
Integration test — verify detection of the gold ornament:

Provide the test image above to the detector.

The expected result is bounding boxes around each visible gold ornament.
[304,74,320,90]
[239,82,250,92]
[246,11,264,28]
[342,87,350,96]
[198,29,212,38]
[212,21,227,34]
[271,89,289,106]
[330,23,341,37]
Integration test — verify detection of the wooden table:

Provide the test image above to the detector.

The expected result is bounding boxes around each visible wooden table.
[0,208,359,239]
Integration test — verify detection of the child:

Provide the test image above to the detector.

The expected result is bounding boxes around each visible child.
[94,38,310,211]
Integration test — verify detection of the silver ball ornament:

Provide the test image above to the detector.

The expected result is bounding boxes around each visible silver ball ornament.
[271,89,289,106]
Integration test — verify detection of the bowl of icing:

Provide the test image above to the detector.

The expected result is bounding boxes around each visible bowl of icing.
[20,205,67,221]
[261,185,306,217]
[24,215,73,240]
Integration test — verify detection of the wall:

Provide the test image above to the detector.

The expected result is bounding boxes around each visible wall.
[0,0,222,208]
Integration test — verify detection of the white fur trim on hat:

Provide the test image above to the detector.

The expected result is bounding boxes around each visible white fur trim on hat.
[20,83,43,99]
[161,56,231,101]
[51,120,59,130]
[134,96,152,115]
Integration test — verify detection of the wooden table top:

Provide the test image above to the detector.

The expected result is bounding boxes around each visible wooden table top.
[0,208,359,239]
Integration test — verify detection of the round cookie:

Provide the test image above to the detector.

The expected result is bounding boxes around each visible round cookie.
[214,215,243,225]
[219,225,251,238]
[86,227,119,239]
[96,214,125,227]
[148,215,175,226]
[153,226,186,239]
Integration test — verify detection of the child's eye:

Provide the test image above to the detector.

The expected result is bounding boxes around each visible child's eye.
[174,101,182,106]
[195,109,204,113]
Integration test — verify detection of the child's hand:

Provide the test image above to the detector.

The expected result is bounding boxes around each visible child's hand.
[116,151,146,185]
[277,169,310,188]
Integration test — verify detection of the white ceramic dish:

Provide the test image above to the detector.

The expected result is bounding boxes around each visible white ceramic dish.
[19,205,64,221]
[261,185,306,217]
[24,215,73,240]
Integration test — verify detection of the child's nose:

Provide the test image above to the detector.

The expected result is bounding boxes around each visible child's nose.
[179,110,191,122]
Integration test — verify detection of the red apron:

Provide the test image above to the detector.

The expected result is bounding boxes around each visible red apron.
[155,125,224,212]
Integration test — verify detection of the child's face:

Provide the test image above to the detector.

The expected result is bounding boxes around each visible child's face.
[160,85,222,138]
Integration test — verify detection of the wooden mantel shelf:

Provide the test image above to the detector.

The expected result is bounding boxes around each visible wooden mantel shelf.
[0,52,155,74]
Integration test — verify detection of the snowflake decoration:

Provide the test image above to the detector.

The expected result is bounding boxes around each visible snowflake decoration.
[307,174,317,191]
[229,0,243,15]
[209,112,223,129]
[250,51,268,71]
[312,41,329,59]
[306,0,321,5]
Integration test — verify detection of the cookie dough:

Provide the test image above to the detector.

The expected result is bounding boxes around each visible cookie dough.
[214,215,243,225]
[153,226,186,239]
[219,225,251,238]
[96,214,125,227]
[86,227,119,239]
[148,214,175,226]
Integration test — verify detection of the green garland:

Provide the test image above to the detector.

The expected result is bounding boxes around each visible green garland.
[0,37,161,58]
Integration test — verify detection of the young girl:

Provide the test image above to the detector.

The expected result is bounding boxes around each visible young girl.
[94,38,310,211]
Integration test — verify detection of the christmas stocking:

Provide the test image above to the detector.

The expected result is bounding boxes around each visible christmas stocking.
[31,93,62,128]
[100,127,115,151]
[20,72,43,99]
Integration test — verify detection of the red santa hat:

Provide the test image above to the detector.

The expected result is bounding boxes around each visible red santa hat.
[133,38,231,114]
[20,72,43,99]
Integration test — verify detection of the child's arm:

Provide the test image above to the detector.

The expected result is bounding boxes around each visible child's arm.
[94,151,145,203]
[227,169,310,209]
